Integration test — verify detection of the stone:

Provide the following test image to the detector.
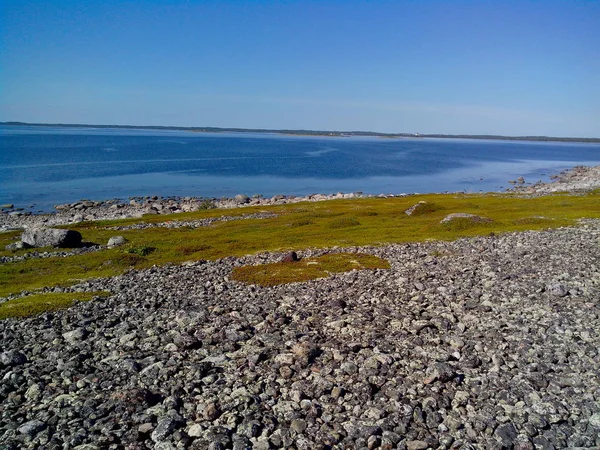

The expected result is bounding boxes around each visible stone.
[188,424,203,437]
[151,416,180,442]
[589,413,600,428]
[62,328,87,344]
[495,423,518,447]
[423,362,456,384]
[281,251,300,263]
[18,419,46,437]
[234,194,250,204]
[406,440,429,450]
[25,383,42,401]
[290,419,307,433]
[0,350,27,366]
[0,204,14,209]
[21,227,82,248]
[107,235,127,247]
[548,283,568,297]
[440,213,492,224]
[5,241,31,251]
[203,402,220,420]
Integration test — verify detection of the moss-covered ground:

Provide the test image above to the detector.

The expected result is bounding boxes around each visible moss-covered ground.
[231,253,390,286]
[1,191,598,300]
[0,291,109,320]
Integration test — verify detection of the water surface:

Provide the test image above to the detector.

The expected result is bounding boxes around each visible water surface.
[1,125,599,212]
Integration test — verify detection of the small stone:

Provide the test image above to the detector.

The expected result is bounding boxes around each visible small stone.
[406,440,429,450]
[25,383,42,401]
[138,423,154,434]
[203,402,220,420]
[63,328,87,344]
[0,350,27,367]
[331,386,344,399]
[589,413,600,428]
[18,419,46,437]
[151,416,180,442]
[495,422,518,447]
[290,418,307,433]
[188,424,203,437]
[548,283,568,297]
[423,362,456,384]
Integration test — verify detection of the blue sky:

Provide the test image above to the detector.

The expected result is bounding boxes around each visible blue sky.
[1,0,599,136]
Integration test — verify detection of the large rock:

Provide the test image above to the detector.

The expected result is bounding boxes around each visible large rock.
[234,194,250,204]
[107,236,128,248]
[21,227,82,248]
[440,213,492,224]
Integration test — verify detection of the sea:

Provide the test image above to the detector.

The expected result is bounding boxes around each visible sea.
[1,125,600,213]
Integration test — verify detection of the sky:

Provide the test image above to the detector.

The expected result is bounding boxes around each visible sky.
[1,0,599,137]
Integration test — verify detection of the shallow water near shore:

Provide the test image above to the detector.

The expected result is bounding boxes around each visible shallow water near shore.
[2,125,600,212]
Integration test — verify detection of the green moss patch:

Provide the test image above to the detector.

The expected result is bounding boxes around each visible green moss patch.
[1,192,599,297]
[0,291,109,320]
[328,217,361,229]
[231,253,390,286]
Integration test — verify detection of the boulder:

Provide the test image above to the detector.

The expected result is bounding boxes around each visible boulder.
[234,194,250,204]
[440,213,492,224]
[107,236,128,248]
[21,227,82,248]
[281,251,300,263]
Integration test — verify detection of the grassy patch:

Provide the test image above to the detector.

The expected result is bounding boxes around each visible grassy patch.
[126,244,156,256]
[231,253,390,286]
[0,291,109,320]
[406,201,444,216]
[175,243,212,256]
[290,219,314,227]
[0,191,598,297]
[440,217,494,232]
[328,217,361,229]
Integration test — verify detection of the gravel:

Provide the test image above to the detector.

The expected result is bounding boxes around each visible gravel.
[1,219,599,449]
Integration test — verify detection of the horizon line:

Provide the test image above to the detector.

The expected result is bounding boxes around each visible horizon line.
[1,121,599,143]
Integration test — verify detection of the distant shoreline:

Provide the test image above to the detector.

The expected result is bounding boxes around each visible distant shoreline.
[2,121,599,144]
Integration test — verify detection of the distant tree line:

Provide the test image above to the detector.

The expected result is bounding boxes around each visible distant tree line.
[2,122,598,143]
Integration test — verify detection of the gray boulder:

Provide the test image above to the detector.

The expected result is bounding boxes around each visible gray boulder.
[107,236,128,248]
[440,213,492,224]
[234,194,250,204]
[21,227,82,248]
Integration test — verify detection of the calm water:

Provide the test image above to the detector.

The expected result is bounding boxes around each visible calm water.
[1,125,600,212]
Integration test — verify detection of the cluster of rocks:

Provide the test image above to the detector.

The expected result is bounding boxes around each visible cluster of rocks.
[0,193,371,231]
[1,220,599,449]
[510,165,600,194]
[106,213,277,231]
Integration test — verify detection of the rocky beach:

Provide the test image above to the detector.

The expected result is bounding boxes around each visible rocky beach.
[1,166,599,449]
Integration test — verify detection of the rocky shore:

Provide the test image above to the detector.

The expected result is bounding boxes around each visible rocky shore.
[2,165,599,232]
[1,220,600,449]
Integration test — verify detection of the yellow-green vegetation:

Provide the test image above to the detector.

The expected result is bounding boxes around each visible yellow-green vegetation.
[0,291,109,320]
[0,191,598,298]
[231,253,390,286]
